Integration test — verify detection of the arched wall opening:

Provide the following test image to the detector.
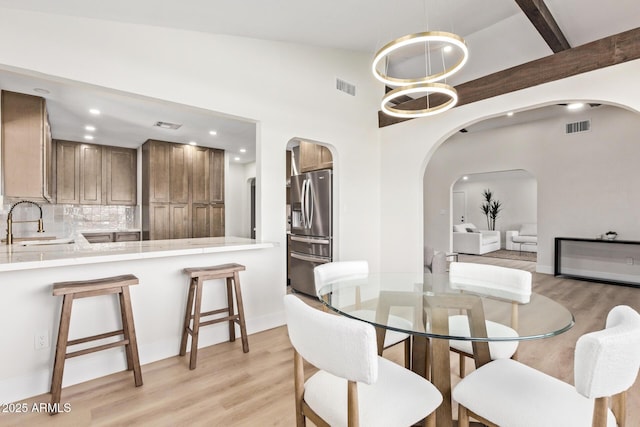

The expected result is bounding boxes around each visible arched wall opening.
[421,103,640,274]
[379,60,640,274]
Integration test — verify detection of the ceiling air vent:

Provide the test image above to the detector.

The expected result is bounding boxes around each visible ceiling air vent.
[336,78,356,96]
[565,120,590,134]
[154,121,182,130]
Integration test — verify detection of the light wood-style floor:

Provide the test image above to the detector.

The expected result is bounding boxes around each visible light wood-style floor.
[2,255,639,426]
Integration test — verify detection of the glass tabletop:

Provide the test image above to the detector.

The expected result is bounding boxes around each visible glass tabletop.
[317,272,575,341]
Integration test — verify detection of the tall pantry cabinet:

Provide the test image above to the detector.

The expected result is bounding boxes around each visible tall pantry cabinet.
[142,139,224,240]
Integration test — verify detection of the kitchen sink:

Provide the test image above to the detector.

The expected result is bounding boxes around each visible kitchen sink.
[20,238,75,246]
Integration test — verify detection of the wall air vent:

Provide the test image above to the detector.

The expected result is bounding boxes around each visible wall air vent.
[154,121,182,130]
[565,120,590,134]
[336,78,356,96]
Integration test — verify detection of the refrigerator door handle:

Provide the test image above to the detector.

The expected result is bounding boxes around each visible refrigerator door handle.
[307,178,314,229]
[290,236,330,245]
[301,178,308,228]
[291,252,331,263]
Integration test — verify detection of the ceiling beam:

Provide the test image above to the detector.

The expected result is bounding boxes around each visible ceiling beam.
[515,0,571,52]
[378,27,640,128]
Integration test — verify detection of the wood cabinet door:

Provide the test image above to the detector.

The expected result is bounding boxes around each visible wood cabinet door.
[170,204,190,239]
[105,146,137,205]
[170,144,190,204]
[211,149,225,203]
[1,91,46,199]
[148,203,170,240]
[210,204,225,237]
[83,232,114,243]
[147,140,171,203]
[114,231,141,242]
[191,204,210,238]
[79,143,103,205]
[55,140,80,204]
[192,146,211,204]
[299,141,333,172]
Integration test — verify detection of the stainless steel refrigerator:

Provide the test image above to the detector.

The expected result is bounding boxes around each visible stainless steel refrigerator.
[288,169,332,296]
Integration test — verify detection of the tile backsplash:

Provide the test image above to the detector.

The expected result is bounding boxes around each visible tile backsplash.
[1,202,139,237]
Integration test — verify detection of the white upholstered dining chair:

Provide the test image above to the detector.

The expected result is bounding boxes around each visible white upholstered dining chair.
[284,294,442,427]
[447,262,532,377]
[314,260,413,367]
[453,305,640,427]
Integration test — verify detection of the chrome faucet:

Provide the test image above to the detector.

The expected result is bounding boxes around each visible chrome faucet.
[5,200,45,245]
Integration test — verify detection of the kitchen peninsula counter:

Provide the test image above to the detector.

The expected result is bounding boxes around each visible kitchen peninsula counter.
[0,235,275,272]
[0,236,283,405]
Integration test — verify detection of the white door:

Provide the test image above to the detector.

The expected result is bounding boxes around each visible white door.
[452,191,466,224]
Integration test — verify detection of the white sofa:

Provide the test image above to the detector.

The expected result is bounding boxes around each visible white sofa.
[506,223,538,252]
[452,223,500,255]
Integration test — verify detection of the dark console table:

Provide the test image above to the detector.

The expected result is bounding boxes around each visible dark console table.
[555,237,640,288]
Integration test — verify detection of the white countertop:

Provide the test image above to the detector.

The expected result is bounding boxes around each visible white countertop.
[0,235,276,272]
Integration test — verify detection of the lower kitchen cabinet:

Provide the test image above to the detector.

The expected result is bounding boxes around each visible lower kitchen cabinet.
[170,204,190,239]
[146,203,170,240]
[211,204,225,237]
[191,204,225,238]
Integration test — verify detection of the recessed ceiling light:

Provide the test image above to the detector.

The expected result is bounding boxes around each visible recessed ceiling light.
[209,130,218,136]
[462,176,469,180]
[34,88,50,94]
[84,135,94,140]
[239,148,247,153]
[85,125,96,132]
[89,108,101,115]
[567,103,585,110]
[189,141,197,146]
[234,157,240,161]
[507,112,514,117]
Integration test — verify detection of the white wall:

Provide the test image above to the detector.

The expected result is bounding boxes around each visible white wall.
[451,170,537,245]
[380,61,640,275]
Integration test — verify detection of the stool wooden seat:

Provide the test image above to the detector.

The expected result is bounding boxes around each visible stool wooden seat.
[50,274,143,414]
[180,263,249,370]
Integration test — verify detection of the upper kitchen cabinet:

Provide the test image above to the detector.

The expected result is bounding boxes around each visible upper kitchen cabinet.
[1,90,54,202]
[211,148,224,203]
[104,146,137,205]
[191,146,210,204]
[143,140,171,203]
[56,141,137,205]
[170,143,190,204]
[299,140,332,173]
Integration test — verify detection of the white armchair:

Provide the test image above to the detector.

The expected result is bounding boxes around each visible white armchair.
[452,223,500,255]
[506,223,538,252]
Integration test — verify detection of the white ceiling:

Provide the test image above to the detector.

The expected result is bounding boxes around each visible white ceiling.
[0,0,638,155]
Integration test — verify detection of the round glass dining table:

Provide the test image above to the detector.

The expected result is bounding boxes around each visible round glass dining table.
[317,272,575,427]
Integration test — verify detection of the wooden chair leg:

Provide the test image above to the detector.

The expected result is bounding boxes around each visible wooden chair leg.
[120,286,143,387]
[50,294,74,415]
[592,397,609,427]
[458,404,470,427]
[189,278,204,370]
[226,277,236,342]
[232,271,249,353]
[611,391,626,427]
[293,349,306,427]
[459,352,466,378]
[179,278,196,356]
[347,380,359,427]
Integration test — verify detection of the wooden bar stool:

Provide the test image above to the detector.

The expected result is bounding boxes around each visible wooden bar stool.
[50,274,143,414]
[180,263,249,370]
